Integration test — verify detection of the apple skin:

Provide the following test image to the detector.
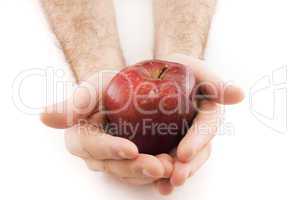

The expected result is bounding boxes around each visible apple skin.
[103,60,197,155]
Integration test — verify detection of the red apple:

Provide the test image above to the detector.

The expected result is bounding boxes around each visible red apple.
[103,60,197,155]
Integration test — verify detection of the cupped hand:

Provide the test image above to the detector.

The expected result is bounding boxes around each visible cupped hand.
[154,54,245,195]
[40,71,173,186]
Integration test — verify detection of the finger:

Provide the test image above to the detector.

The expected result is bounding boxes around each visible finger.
[84,159,156,186]
[120,177,155,186]
[85,159,106,171]
[89,154,165,178]
[113,154,174,186]
[114,154,175,187]
[161,53,245,105]
[170,144,211,187]
[155,179,174,195]
[65,124,138,160]
[40,73,103,129]
[177,100,219,162]
[170,161,190,187]
[189,144,212,177]
[156,154,174,178]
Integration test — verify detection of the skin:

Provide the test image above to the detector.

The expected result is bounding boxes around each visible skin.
[40,0,244,195]
[40,0,172,187]
[40,0,124,81]
[153,0,244,194]
[154,0,217,59]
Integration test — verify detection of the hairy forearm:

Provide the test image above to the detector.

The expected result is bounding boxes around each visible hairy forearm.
[41,0,124,81]
[154,0,216,59]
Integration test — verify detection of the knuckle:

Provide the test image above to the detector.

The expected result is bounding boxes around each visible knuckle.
[85,159,107,172]
[120,178,153,186]
[102,161,110,173]
[64,132,79,156]
[204,144,212,157]
[64,130,90,159]
[85,160,99,171]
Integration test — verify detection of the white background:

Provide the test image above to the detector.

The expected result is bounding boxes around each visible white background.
[0,0,298,199]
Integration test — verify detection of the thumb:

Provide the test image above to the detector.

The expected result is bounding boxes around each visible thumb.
[40,73,102,129]
[161,53,245,105]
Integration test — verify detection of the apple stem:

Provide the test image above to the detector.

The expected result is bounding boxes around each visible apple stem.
[158,67,168,79]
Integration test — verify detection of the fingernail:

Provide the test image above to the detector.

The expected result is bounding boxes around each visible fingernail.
[179,148,195,163]
[186,148,195,162]
[111,144,129,159]
[170,167,189,187]
[117,151,128,158]
[142,169,156,178]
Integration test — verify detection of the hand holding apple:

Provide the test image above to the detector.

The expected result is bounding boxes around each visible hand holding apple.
[40,71,174,186]
[152,54,244,193]
[40,54,244,195]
